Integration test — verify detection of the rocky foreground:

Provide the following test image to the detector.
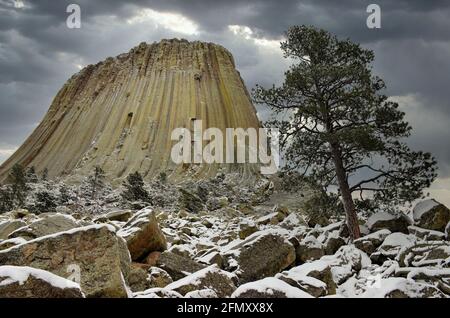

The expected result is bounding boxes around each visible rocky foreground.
[0,184,449,298]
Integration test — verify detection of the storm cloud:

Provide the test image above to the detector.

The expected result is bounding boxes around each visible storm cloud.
[1,0,450,203]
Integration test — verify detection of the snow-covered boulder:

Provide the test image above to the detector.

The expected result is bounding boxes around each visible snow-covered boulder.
[398,241,450,267]
[164,264,237,297]
[370,233,416,264]
[184,288,218,298]
[354,229,391,254]
[128,263,151,292]
[0,237,27,251]
[148,267,173,288]
[275,261,328,297]
[231,277,313,298]
[152,251,206,281]
[197,250,223,268]
[178,188,205,213]
[8,214,79,240]
[118,208,167,261]
[367,212,412,234]
[11,209,31,219]
[395,267,450,295]
[221,230,295,284]
[296,235,324,263]
[276,261,332,297]
[413,199,450,232]
[339,277,445,298]
[319,230,347,255]
[0,224,131,298]
[134,287,182,298]
[94,209,133,223]
[0,266,84,298]
[0,220,26,240]
[238,220,258,239]
[408,226,446,241]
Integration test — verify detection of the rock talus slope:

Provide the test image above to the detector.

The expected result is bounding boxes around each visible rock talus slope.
[0,39,261,183]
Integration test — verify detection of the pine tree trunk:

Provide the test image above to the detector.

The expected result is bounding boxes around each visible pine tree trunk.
[330,143,361,240]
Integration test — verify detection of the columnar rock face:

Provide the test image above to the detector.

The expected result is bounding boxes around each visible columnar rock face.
[0,39,261,183]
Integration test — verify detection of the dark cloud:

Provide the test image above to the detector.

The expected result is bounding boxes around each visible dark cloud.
[1,0,450,185]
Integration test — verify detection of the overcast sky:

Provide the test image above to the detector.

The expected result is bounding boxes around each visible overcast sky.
[1,0,450,204]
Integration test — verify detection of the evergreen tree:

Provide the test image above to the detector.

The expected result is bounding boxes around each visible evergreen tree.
[26,166,39,183]
[59,184,71,204]
[253,26,437,240]
[34,189,57,213]
[0,185,14,213]
[42,168,49,181]
[88,166,105,200]
[158,171,167,184]
[8,163,29,208]
[121,171,151,203]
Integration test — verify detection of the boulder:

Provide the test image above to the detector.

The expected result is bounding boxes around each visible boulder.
[398,241,450,267]
[165,264,237,297]
[0,265,84,298]
[128,263,150,292]
[118,208,167,261]
[326,245,371,284]
[154,251,206,281]
[185,289,218,298]
[370,233,416,264]
[276,270,328,297]
[148,267,173,288]
[169,244,194,258]
[367,212,411,234]
[11,209,31,219]
[413,199,450,232]
[395,267,450,295]
[94,209,133,223]
[197,251,223,268]
[320,231,346,255]
[0,238,27,251]
[0,220,26,240]
[178,188,205,213]
[277,260,336,295]
[354,229,391,254]
[238,221,258,240]
[279,213,306,230]
[256,211,285,226]
[296,235,324,263]
[8,214,79,240]
[360,277,445,298]
[0,224,131,298]
[231,277,313,298]
[134,287,182,298]
[222,231,295,284]
[408,226,446,241]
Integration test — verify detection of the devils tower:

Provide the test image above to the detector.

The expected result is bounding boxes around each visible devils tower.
[0,39,261,184]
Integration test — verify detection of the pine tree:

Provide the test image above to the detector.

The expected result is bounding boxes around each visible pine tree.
[158,171,167,184]
[253,26,437,240]
[8,163,29,208]
[42,168,49,181]
[88,166,105,200]
[26,166,39,183]
[59,184,71,204]
[121,171,151,203]
[0,185,14,213]
[34,189,57,213]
